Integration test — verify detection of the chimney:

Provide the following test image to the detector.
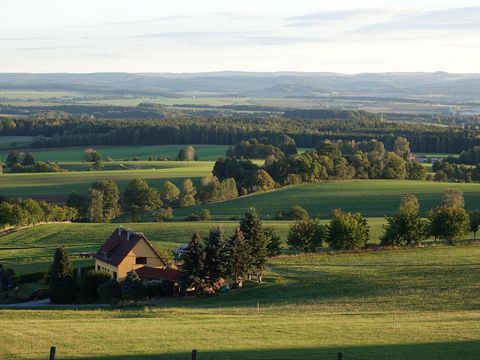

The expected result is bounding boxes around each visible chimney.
[127,231,131,241]
[118,226,124,236]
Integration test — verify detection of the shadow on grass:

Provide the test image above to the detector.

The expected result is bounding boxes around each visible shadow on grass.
[42,340,480,360]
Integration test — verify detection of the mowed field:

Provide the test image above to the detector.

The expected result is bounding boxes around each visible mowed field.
[1,244,480,359]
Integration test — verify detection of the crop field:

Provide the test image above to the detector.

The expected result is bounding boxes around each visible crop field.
[0,144,229,163]
[175,180,480,219]
[1,244,480,359]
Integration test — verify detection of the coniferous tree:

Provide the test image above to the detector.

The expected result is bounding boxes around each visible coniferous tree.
[225,226,249,282]
[204,227,229,281]
[239,207,268,283]
[182,231,206,287]
[469,211,480,241]
[46,247,79,304]
[264,226,282,257]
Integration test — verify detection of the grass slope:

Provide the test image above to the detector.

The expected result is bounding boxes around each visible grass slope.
[176,180,480,219]
[0,219,388,274]
[1,245,480,359]
[0,162,214,197]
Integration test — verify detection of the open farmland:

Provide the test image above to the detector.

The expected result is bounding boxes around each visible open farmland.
[1,244,480,359]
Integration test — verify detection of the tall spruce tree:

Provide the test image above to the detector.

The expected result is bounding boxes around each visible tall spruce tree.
[239,207,268,283]
[204,227,229,281]
[182,231,206,287]
[226,226,249,282]
[46,247,78,303]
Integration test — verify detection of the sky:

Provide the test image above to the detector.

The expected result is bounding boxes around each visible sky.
[2,0,480,73]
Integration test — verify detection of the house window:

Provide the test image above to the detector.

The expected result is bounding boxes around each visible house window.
[113,271,117,279]
[97,265,100,271]
[136,257,147,264]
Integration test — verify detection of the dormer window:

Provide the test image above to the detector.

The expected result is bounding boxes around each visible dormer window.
[136,257,147,265]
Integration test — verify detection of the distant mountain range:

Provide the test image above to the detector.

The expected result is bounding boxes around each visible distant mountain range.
[1,72,480,102]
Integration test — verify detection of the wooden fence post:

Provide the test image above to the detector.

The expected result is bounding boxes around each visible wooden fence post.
[192,349,198,360]
[337,351,343,360]
[49,346,56,360]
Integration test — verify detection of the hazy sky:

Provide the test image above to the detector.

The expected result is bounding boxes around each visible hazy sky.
[2,0,480,73]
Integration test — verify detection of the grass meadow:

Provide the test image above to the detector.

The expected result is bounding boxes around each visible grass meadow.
[175,180,480,219]
[1,244,480,359]
[0,144,229,163]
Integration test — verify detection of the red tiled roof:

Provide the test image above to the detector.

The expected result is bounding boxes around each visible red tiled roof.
[135,266,183,283]
[94,228,166,267]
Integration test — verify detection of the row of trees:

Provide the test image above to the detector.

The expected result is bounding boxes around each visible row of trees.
[0,198,77,228]
[285,190,478,254]
[67,176,239,223]
[182,208,281,289]
[2,151,64,173]
[2,113,479,153]
[432,161,480,183]
[287,209,369,252]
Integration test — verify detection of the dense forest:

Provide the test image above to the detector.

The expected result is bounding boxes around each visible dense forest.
[1,111,480,153]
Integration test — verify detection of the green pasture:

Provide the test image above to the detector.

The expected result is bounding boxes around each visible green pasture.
[1,244,480,359]
[0,219,389,274]
[0,144,228,163]
[0,163,214,197]
[175,180,480,219]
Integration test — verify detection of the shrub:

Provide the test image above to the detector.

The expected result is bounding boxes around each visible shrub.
[144,280,168,297]
[49,277,79,304]
[98,279,122,303]
[287,218,327,252]
[79,271,111,303]
[327,210,369,250]
[120,270,145,300]
[156,207,174,222]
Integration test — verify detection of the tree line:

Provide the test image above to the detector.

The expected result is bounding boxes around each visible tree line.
[0,198,77,228]
[1,113,479,153]
[214,137,427,195]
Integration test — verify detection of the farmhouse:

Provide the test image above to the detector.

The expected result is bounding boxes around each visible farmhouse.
[94,227,182,289]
